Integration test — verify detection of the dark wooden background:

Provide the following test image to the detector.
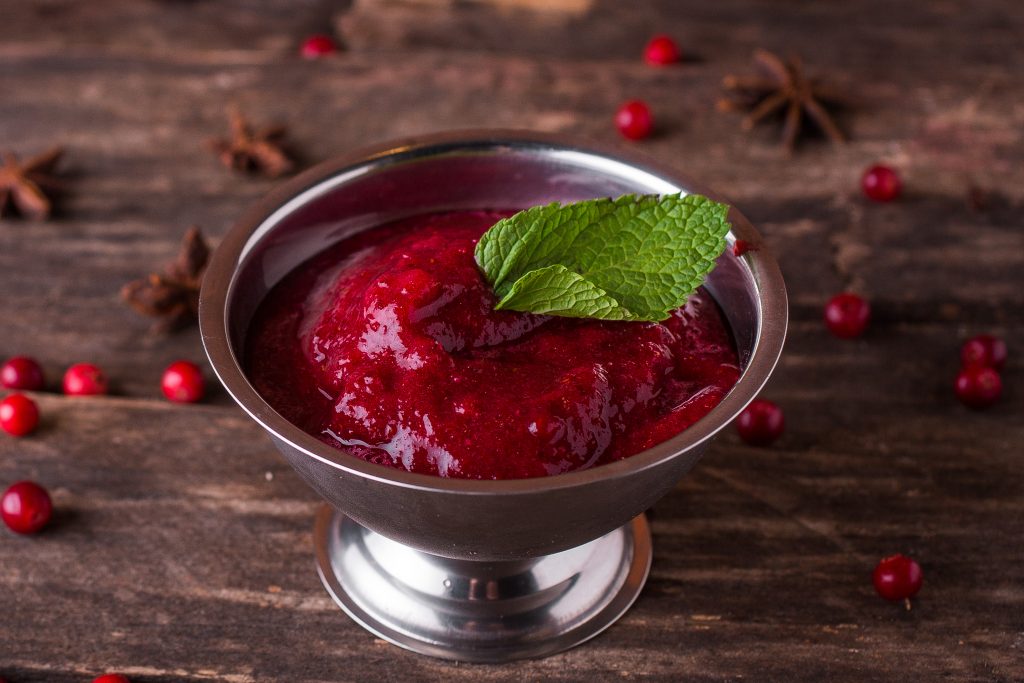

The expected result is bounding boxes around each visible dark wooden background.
[2,1,1022,681]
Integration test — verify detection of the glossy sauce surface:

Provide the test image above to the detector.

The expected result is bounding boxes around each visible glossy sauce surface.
[246,210,740,479]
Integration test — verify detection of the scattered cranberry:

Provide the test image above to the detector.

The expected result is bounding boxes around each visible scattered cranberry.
[960,334,1007,371]
[300,34,338,59]
[615,100,654,141]
[643,34,681,66]
[161,360,206,404]
[733,239,755,257]
[824,292,871,339]
[861,164,902,202]
[736,399,784,446]
[1,481,53,534]
[0,393,40,437]
[1,355,45,391]
[873,554,923,602]
[955,366,1002,409]
[63,363,109,396]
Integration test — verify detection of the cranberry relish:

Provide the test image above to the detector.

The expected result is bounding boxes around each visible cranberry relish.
[247,210,740,480]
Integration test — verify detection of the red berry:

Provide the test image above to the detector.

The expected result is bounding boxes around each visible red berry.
[955,366,1002,409]
[824,292,871,339]
[643,34,681,66]
[93,676,131,683]
[161,360,206,404]
[736,399,784,446]
[63,363,109,396]
[873,554,923,601]
[732,239,755,257]
[1,355,45,390]
[1,481,52,534]
[960,334,1007,371]
[0,393,40,437]
[615,100,653,141]
[300,34,338,59]
[861,164,902,202]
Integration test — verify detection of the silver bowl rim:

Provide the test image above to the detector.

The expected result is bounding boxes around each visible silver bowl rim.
[199,129,788,495]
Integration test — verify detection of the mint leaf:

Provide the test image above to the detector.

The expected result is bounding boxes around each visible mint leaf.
[474,193,731,321]
[495,264,643,321]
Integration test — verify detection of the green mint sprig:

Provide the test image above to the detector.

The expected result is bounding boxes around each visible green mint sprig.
[474,193,732,322]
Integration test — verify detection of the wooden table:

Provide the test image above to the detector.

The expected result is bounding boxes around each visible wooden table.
[2,1,1022,680]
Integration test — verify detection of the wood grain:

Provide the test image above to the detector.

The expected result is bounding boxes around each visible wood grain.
[1,0,1022,681]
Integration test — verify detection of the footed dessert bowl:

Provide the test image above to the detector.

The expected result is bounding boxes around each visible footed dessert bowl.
[199,131,787,662]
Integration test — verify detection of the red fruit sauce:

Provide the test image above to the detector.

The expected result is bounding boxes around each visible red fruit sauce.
[246,210,740,480]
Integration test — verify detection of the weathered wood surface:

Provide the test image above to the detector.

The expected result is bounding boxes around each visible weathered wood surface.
[1,0,1023,680]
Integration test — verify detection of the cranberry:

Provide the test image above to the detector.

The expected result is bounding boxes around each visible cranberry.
[63,363,109,396]
[824,292,871,339]
[1,481,52,534]
[1,355,45,390]
[736,399,784,446]
[643,34,681,66]
[300,34,338,59]
[93,676,130,683]
[732,239,754,257]
[861,164,902,202]
[873,554,923,602]
[0,393,40,437]
[960,334,1007,371]
[955,366,1002,409]
[615,100,654,141]
[161,360,206,404]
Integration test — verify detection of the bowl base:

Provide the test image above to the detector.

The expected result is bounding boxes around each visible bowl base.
[313,504,652,662]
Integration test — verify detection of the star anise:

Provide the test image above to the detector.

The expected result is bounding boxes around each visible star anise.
[208,106,294,178]
[719,49,847,152]
[121,227,210,333]
[0,147,64,220]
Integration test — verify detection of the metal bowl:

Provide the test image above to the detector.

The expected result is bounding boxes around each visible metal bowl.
[200,130,787,661]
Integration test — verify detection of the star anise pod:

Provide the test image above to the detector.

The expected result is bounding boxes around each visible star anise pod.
[121,227,210,333]
[208,106,294,178]
[0,147,64,220]
[719,49,847,152]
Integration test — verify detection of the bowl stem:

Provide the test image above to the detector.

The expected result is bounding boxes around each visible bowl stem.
[314,504,652,662]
